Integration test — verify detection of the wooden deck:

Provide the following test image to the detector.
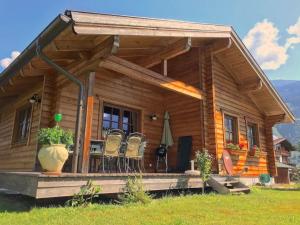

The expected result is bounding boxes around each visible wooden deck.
[0,172,202,199]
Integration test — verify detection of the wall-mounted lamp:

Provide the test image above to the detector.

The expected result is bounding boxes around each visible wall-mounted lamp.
[150,114,158,121]
[29,94,41,104]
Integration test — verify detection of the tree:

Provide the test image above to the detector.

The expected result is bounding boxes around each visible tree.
[296,142,300,152]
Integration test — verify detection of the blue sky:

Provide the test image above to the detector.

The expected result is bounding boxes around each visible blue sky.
[0,0,300,80]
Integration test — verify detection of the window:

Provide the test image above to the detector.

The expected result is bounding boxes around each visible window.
[247,123,259,149]
[13,104,32,144]
[102,103,139,136]
[224,114,238,144]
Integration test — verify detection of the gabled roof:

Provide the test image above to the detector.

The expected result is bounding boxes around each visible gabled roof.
[0,10,295,123]
[273,137,287,146]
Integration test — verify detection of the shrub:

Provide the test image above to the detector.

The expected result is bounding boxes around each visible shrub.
[38,125,74,148]
[291,167,300,182]
[118,175,152,204]
[196,149,213,194]
[66,180,102,207]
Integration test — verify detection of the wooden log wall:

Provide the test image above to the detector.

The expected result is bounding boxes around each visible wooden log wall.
[212,57,270,177]
[0,85,43,171]
[165,49,203,169]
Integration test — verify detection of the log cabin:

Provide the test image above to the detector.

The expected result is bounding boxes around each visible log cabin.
[0,10,295,198]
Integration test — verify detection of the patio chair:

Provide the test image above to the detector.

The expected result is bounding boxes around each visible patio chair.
[124,132,146,173]
[101,129,125,173]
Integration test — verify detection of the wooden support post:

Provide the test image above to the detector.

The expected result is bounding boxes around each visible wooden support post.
[162,59,168,76]
[265,114,285,177]
[203,50,218,172]
[81,72,95,173]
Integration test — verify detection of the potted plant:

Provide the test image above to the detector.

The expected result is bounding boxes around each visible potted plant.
[38,125,73,174]
[225,142,246,155]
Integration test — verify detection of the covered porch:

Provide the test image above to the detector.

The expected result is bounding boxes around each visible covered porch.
[57,47,206,175]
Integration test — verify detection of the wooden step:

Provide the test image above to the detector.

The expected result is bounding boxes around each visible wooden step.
[207,176,250,194]
[229,187,250,193]
[219,180,240,185]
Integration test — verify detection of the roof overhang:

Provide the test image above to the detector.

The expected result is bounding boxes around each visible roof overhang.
[0,10,295,123]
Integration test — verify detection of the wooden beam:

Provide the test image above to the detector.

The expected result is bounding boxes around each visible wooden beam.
[89,36,119,61]
[99,55,203,100]
[8,79,14,86]
[238,80,262,93]
[0,86,5,93]
[19,68,25,77]
[57,35,119,88]
[40,51,85,60]
[81,72,95,173]
[53,40,95,51]
[135,37,191,68]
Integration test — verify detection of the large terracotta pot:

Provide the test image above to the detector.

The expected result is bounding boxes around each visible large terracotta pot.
[38,144,69,173]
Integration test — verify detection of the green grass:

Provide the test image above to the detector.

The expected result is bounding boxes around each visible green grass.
[1,188,300,225]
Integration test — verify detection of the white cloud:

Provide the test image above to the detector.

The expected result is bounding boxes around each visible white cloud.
[286,17,300,49]
[0,51,20,69]
[243,19,288,70]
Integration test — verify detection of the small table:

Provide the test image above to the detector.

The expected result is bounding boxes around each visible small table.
[89,139,105,172]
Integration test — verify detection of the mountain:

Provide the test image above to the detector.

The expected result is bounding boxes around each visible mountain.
[272,80,300,145]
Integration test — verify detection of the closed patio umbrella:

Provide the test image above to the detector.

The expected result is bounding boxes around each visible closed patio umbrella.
[161,111,174,148]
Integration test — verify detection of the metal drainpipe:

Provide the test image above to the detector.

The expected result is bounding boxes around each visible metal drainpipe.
[36,44,85,173]
[212,38,232,55]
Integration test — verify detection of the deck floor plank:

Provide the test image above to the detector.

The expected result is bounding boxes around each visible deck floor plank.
[0,172,203,199]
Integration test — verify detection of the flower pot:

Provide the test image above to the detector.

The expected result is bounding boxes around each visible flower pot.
[226,148,247,156]
[248,148,256,157]
[38,144,69,174]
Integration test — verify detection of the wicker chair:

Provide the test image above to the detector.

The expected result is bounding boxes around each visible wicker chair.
[124,132,146,173]
[101,129,124,173]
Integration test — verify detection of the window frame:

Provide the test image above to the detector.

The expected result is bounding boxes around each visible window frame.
[101,102,141,137]
[12,104,33,146]
[246,121,260,150]
[223,112,239,145]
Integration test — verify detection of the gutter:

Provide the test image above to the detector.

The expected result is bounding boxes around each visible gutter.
[36,48,84,173]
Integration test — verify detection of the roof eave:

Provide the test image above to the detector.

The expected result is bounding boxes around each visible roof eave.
[229,28,295,124]
[0,14,71,84]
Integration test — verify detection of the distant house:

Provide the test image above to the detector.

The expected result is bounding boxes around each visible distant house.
[273,137,294,164]
[273,137,294,184]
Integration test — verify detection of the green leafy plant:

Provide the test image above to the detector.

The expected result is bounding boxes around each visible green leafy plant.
[118,175,152,204]
[196,149,212,194]
[66,180,102,207]
[38,125,74,148]
[226,143,245,151]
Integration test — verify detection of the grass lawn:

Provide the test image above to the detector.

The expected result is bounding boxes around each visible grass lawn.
[0,188,300,225]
